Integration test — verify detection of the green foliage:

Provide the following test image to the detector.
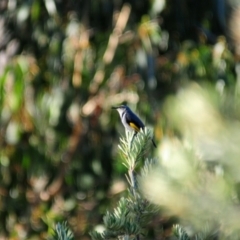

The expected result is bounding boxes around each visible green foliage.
[51,222,74,240]
[90,129,156,240]
[173,224,215,240]
[140,84,240,238]
[173,225,191,240]
[91,197,146,239]
[118,130,152,171]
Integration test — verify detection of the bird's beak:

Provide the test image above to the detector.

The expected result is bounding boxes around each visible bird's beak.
[111,106,118,110]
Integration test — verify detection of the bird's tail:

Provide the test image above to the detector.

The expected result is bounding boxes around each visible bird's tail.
[151,138,157,148]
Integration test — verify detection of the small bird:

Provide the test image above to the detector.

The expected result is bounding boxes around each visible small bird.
[112,105,156,148]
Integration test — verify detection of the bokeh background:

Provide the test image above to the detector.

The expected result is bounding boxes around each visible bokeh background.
[1,0,240,239]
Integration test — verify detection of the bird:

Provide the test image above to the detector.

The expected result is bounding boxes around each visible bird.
[112,105,156,148]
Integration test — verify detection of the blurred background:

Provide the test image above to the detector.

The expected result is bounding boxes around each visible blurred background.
[1,0,240,239]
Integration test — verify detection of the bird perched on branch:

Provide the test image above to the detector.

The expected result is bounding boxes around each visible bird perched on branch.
[112,105,156,148]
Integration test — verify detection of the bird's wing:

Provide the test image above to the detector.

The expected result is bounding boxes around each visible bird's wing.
[129,122,141,132]
[125,111,144,132]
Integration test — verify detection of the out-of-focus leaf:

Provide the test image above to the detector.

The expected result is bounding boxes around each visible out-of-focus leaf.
[31,0,41,21]
[17,4,30,23]
[44,0,57,16]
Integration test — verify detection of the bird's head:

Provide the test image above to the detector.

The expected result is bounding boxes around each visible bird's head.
[112,105,129,115]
